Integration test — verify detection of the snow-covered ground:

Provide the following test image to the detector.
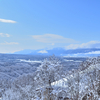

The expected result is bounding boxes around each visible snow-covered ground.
[18,59,42,63]
[1,55,100,100]
[64,59,83,62]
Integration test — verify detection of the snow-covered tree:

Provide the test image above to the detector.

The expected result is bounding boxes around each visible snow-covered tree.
[36,55,63,85]
[35,55,63,99]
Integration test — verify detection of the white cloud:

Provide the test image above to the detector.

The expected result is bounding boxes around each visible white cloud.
[65,51,100,57]
[85,51,100,54]
[65,41,100,49]
[0,33,10,37]
[0,18,16,23]
[32,34,78,44]
[0,48,22,53]
[51,43,55,45]
[0,42,19,45]
[38,50,48,54]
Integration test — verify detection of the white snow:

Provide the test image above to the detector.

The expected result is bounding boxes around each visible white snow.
[18,59,42,63]
[64,59,83,62]
[1,57,100,100]
[38,50,48,54]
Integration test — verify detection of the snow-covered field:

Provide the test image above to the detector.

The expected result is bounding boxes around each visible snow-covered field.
[0,54,85,81]
[18,59,42,63]
[0,54,92,100]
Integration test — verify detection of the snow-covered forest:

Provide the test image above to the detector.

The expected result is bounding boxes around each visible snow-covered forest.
[0,55,100,100]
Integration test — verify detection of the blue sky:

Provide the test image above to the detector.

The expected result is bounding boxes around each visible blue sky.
[0,0,100,53]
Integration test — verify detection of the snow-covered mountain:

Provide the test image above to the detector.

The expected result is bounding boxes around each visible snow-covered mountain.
[1,56,100,100]
[14,48,100,57]
[14,47,66,55]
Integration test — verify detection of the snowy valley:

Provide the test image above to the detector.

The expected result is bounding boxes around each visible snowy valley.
[0,54,100,100]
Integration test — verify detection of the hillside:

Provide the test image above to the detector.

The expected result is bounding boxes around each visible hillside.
[0,56,100,100]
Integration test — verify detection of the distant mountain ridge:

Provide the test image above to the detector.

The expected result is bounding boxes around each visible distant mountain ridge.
[14,48,100,57]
